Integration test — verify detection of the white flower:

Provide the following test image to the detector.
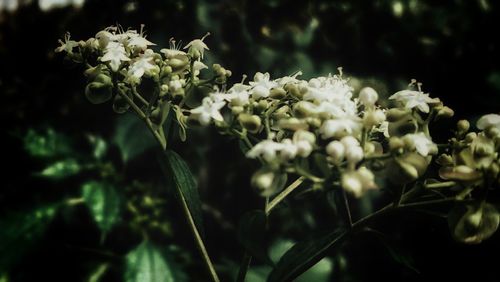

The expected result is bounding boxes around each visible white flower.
[190,96,225,125]
[127,35,155,51]
[128,50,156,80]
[280,139,299,160]
[341,167,377,198]
[160,48,188,59]
[319,118,362,139]
[184,33,210,59]
[303,76,353,103]
[55,33,79,54]
[275,71,302,86]
[101,42,130,71]
[359,87,378,107]
[477,114,500,130]
[389,90,440,113]
[227,84,251,106]
[193,61,208,77]
[402,132,437,156]
[249,72,278,99]
[247,139,285,162]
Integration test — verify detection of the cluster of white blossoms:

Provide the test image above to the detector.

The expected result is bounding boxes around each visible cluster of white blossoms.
[57,26,499,200]
[187,68,454,197]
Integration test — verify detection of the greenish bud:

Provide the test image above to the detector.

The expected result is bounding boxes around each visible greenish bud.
[457,120,470,135]
[231,106,244,115]
[448,202,499,244]
[257,100,269,112]
[436,106,454,119]
[388,136,405,152]
[85,74,113,104]
[386,108,409,122]
[278,118,308,131]
[465,132,477,143]
[436,154,454,166]
[273,105,290,120]
[270,88,287,99]
[239,113,262,133]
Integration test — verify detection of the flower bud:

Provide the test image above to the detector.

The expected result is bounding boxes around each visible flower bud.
[359,87,378,107]
[388,136,405,152]
[279,118,308,131]
[465,132,477,143]
[85,74,113,104]
[293,101,318,118]
[239,114,262,133]
[345,145,364,164]
[457,120,470,135]
[326,141,345,164]
[293,130,316,145]
[363,109,386,128]
[231,106,244,115]
[270,88,287,99]
[386,108,409,122]
[436,106,454,119]
[436,154,454,166]
[341,172,363,198]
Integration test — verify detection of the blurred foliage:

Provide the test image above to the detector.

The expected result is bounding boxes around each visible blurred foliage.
[1,0,500,281]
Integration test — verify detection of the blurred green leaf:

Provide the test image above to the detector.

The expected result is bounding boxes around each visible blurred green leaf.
[87,263,109,282]
[162,150,204,237]
[125,240,175,282]
[23,128,72,158]
[238,210,273,265]
[113,113,156,162]
[87,134,108,160]
[81,181,121,236]
[0,204,58,271]
[267,229,346,282]
[37,159,80,179]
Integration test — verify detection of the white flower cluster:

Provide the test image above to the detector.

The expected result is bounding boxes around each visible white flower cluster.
[189,70,446,197]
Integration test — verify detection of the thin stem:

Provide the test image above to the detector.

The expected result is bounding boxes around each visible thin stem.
[131,86,150,107]
[236,253,252,282]
[394,184,406,208]
[342,189,353,227]
[117,91,166,149]
[266,177,305,215]
[177,184,220,282]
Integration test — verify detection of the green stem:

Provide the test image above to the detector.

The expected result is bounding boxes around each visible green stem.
[177,186,220,282]
[119,90,219,281]
[266,177,305,215]
[236,252,252,282]
[117,91,166,149]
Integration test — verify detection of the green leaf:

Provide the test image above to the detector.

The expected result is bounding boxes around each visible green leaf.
[87,134,108,160]
[162,150,204,237]
[81,181,121,236]
[23,128,72,158]
[125,240,175,282]
[37,159,80,179]
[113,113,156,162]
[267,229,347,282]
[237,210,273,265]
[0,204,58,271]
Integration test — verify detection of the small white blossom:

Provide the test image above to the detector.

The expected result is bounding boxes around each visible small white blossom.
[319,118,362,139]
[341,167,377,198]
[190,97,225,125]
[389,90,440,113]
[128,50,156,80]
[402,132,437,156]
[227,84,251,106]
[128,35,155,51]
[101,42,130,71]
[477,114,500,130]
[55,33,79,53]
[249,72,278,99]
[247,139,285,162]
[193,61,208,77]
[184,33,210,59]
[359,87,378,107]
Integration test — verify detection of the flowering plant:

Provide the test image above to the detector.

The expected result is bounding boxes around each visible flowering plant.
[55,25,500,281]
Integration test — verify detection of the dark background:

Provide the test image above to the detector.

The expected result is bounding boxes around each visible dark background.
[1,0,500,281]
